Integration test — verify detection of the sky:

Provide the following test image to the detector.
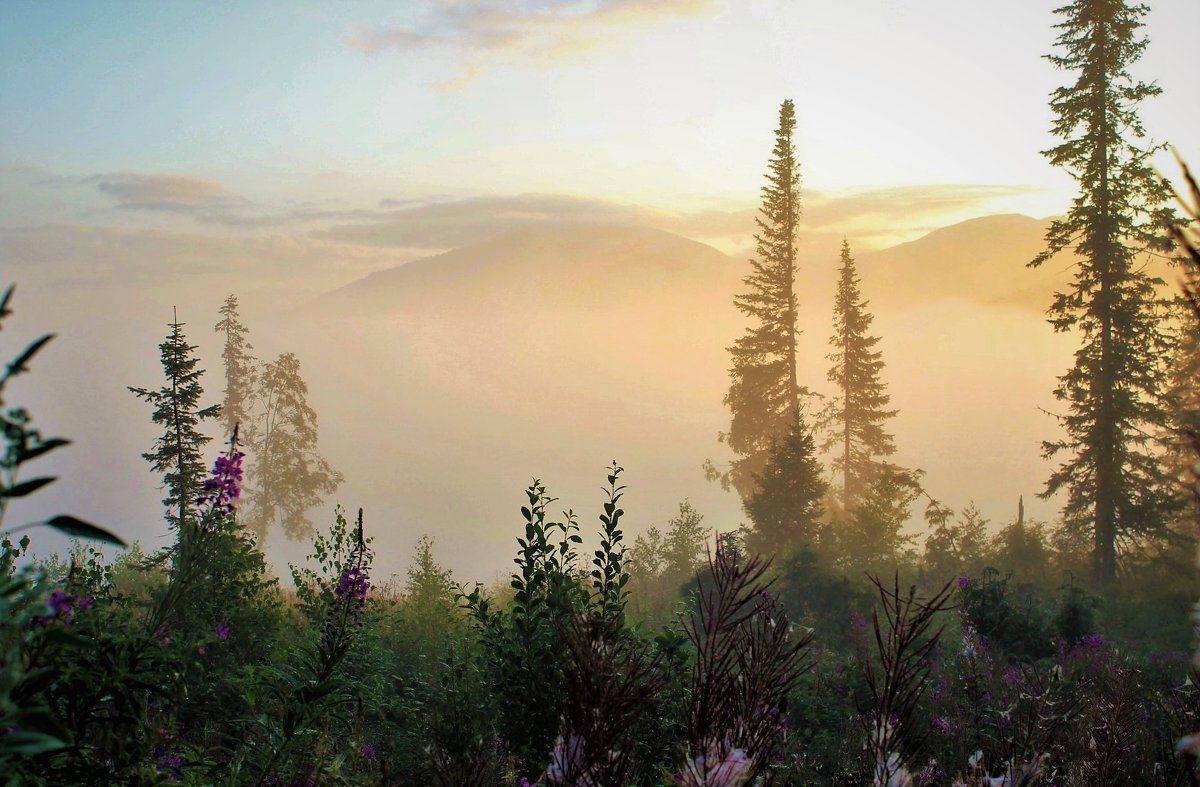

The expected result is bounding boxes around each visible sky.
[2,0,1198,581]
[3,1,1196,252]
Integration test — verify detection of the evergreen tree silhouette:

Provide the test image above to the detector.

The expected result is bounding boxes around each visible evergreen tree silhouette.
[1029,0,1180,580]
[719,99,813,501]
[214,294,255,441]
[821,239,898,511]
[129,311,220,531]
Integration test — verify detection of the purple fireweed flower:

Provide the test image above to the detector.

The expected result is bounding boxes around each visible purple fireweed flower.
[931,717,953,734]
[156,624,172,647]
[37,590,92,625]
[215,622,230,641]
[1002,667,1021,685]
[47,590,73,615]
[957,576,970,588]
[154,748,182,780]
[359,742,376,759]
[195,448,245,527]
[1081,632,1104,649]
[320,516,372,648]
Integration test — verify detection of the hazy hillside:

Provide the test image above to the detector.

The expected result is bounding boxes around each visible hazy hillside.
[278,216,1075,580]
[320,223,743,314]
[13,214,1079,582]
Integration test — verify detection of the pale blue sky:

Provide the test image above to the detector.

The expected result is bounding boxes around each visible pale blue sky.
[2,0,1197,247]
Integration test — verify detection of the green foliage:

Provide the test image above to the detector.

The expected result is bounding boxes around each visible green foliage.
[836,468,921,576]
[626,499,710,625]
[923,502,991,583]
[743,418,827,556]
[959,569,1055,661]
[129,313,221,531]
[0,285,120,547]
[460,477,587,772]
[1030,0,1181,581]
[290,505,368,626]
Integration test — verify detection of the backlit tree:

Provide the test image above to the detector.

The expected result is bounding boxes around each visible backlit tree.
[1029,0,1179,580]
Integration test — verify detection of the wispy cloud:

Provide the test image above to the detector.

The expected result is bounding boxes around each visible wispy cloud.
[344,0,712,87]
[310,184,1043,252]
[316,192,659,248]
[802,184,1039,229]
[90,172,243,213]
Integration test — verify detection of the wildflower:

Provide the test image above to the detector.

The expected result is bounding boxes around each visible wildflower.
[931,717,953,734]
[156,624,172,646]
[195,445,244,527]
[359,742,376,759]
[319,511,372,648]
[154,748,182,780]
[957,576,970,588]
[196,645,206,655]
[214,622,230,641]
[47,590,74,616]
[1002,667,1021,685]
[1081,632,1104,649]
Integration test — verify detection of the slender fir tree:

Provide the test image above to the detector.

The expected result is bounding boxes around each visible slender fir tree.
[242,352,343,541]
[718,99,812,500]
[129,312,221,531]
[1029,0,1179,581]
[821,239,898,511]
[214,294,255,441]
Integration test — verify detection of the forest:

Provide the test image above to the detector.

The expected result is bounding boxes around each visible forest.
[3,0,1200,784]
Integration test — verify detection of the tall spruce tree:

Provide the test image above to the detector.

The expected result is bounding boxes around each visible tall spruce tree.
[214,294,255,441]
[822,239,898,511]
[130,313,220,530]
[1029,0,1178,580]
[242,352,343,541]
[719,99,812,500]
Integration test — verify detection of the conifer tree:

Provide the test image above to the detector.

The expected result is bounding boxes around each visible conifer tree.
[1029,0,1178,581]
[214,294,255,441]
[822,239,898,510]
[743,420,827,555]
[242,352,343,541]
[129,313,220,530]
[719,99,812,500]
